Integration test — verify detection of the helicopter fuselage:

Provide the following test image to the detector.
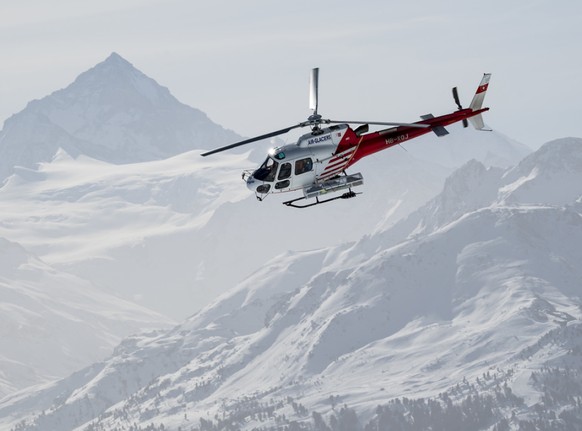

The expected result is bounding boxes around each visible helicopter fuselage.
[244,105,488,201]
[203,69,492,207]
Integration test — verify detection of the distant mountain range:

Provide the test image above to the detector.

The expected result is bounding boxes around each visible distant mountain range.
[2,53,573,430]
[1,138,580,430]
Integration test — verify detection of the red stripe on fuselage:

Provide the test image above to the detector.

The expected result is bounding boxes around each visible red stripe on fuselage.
[324,160,347,172]
[324,150,356,170]
[318,147,357,180]
[320,167,345,180]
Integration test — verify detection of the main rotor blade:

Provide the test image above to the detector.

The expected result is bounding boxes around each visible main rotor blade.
[201,124,302,157]
[326,119,430,129]
[309,68,319,115]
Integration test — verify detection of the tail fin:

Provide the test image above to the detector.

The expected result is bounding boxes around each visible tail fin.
[468,73,492,130]
[469,73,491,112]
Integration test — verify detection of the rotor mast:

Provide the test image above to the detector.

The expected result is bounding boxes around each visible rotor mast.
[308,67,322,130]
[200,67,428,157]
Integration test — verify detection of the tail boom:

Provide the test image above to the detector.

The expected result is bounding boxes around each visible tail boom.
[341,73,492,165]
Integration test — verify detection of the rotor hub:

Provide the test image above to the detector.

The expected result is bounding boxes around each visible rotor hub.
[308,113,322,123]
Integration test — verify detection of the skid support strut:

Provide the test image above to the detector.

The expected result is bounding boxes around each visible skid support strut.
[283,190,360,209]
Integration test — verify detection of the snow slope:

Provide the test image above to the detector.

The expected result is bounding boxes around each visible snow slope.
[0,147,254,318]
[1,138,580,430]
[0,237,174,400]
[0,133,526,320]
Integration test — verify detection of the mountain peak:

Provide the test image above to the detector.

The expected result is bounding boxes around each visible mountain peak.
[92,52,139,78]
[73,52,151,92]
[530,137,582,170]
[498,137,582,206]
[104,51,128,64]
[0,54,241,178]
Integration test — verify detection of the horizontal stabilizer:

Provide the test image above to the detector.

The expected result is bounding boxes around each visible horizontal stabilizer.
[432,126,450,137]
[421,113,449,137]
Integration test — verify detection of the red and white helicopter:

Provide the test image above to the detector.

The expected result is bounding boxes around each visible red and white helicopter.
[202,69,491,208]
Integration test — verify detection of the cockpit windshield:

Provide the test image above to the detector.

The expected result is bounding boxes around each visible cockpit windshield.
[253,157,279,182]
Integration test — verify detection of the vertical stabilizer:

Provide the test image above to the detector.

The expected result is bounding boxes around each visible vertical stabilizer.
[469,73,492,112]
[468,73,492,130]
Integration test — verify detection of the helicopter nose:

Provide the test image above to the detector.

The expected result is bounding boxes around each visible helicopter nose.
[246,176,271,194]
[246,175,257,191]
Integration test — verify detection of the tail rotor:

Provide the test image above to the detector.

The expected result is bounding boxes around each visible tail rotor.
[452,87,469,128]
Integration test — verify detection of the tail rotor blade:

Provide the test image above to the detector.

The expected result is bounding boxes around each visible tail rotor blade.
[452,87,469,127]
[452,87,463,111]
[309,68,319,115]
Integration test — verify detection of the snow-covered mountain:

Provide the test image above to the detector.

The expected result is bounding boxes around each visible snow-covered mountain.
[0,237,174,400]
[369,137,582,243]
[0,52,240,181]
[0,132,527,320]
[0,54,533,408]
[0,54,530,320]
[2,138,580,430]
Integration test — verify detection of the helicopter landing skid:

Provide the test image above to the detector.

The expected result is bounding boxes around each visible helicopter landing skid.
[283,190,360,209]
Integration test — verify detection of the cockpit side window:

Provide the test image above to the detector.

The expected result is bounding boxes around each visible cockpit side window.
[295,158,313,175]
[253,157,279,182]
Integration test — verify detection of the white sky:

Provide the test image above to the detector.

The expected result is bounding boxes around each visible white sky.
[1,0,581,149]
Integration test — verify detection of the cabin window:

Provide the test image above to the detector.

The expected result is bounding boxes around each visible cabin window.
[295,158,313,175]
[278,163,292,180]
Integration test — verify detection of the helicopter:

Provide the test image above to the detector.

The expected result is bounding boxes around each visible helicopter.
[202,69,492,208]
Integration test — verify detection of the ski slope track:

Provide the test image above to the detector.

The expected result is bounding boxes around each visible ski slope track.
[1,138,581,431]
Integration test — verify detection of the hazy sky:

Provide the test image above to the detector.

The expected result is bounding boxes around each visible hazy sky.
[2,0,581,149]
